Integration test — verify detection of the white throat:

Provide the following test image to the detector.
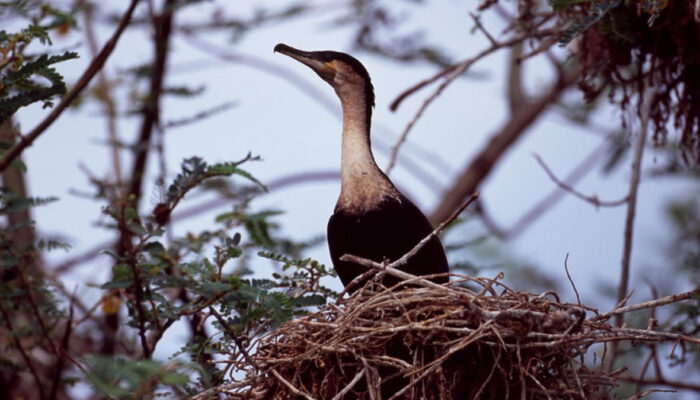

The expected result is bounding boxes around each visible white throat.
[336,87,398,213]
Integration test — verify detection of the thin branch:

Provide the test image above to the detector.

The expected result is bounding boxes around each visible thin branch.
[385,28,556,175]
[478,140,606,239]
[0,0,140,172]
[330,368,365,400]
[127,0,175,203]
[470,12,497,46]
[388,28,555,112]
[210,307,257,369]
[17,267,60,356]
[82,1,123,195]
[270,369,316,400]
[592,287,700,322]
[563,254,581,307]
[617,376,700,392]
[48,294,74,400]
[0,301,45,399]
[391,192,480,270]
[614,86,657,329]
[533,153,628,207]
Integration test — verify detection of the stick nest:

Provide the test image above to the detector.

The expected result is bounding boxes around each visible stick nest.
[208,273,677,399]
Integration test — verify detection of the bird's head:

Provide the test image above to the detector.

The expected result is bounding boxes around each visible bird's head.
[274,43,375,110]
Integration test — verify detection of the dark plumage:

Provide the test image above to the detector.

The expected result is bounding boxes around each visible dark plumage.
[274,43,448,291]
[328,194,448,288]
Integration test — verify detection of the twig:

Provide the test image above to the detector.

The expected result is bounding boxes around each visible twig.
[613,86,657,344]
[340,192,480,290]
[592,287,700,321]
[0,0,140,172]
[563,253,581,307]
[48,293,74,400]
[617,376,700,392]
[609,326,700,345]
[385,29,556,175]
[470,12,497,46]
[82,1,123,195]
[477,141,606,239]
[0,301,45,399]
[339,253,449,292]
[342,192,479,289]
[624,389,675,399]
[270,369,316,400]
[533,153,628,207]
[391,192,480,270]
[127,0,175,203]
[330,368,365,400]
[210,307,258,369]
[388,29,555,112]
[16,266,60,357]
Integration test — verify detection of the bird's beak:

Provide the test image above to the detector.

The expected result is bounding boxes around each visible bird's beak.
[274,43,336,82]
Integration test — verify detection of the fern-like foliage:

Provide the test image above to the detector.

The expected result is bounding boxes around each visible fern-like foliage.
[0,18,78,123]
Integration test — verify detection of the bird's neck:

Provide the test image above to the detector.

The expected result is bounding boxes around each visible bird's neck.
[336,88,398,213]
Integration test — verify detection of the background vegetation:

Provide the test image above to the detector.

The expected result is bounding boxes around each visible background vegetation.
[0,0,698,398]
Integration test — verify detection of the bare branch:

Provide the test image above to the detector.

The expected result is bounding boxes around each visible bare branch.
[593,287,700,322]
[564,254,581,307]
[533,153,628,207]
[391,192,480,270]
[388,29,555,112]
[470,12,497,46]
[82,1,123,195]
[478,141,606,239]
[614,86,657,330]
[270,369,316,400]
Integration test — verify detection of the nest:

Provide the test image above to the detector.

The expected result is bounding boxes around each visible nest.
[194,270,691,400]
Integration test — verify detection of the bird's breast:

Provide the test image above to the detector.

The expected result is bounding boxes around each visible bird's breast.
[337,171,400,214]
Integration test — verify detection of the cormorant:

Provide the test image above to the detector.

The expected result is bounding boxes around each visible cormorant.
[274,43,449,291]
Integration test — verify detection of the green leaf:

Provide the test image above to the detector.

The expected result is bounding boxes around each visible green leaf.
[101,279,133,289]
[260,291,292,327]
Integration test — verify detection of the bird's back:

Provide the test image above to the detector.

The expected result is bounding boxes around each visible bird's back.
[327,195,448,290]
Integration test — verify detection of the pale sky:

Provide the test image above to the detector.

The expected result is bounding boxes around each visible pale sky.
[14,0,693,358]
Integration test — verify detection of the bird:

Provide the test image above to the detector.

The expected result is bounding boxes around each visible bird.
[274,43,449,291]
